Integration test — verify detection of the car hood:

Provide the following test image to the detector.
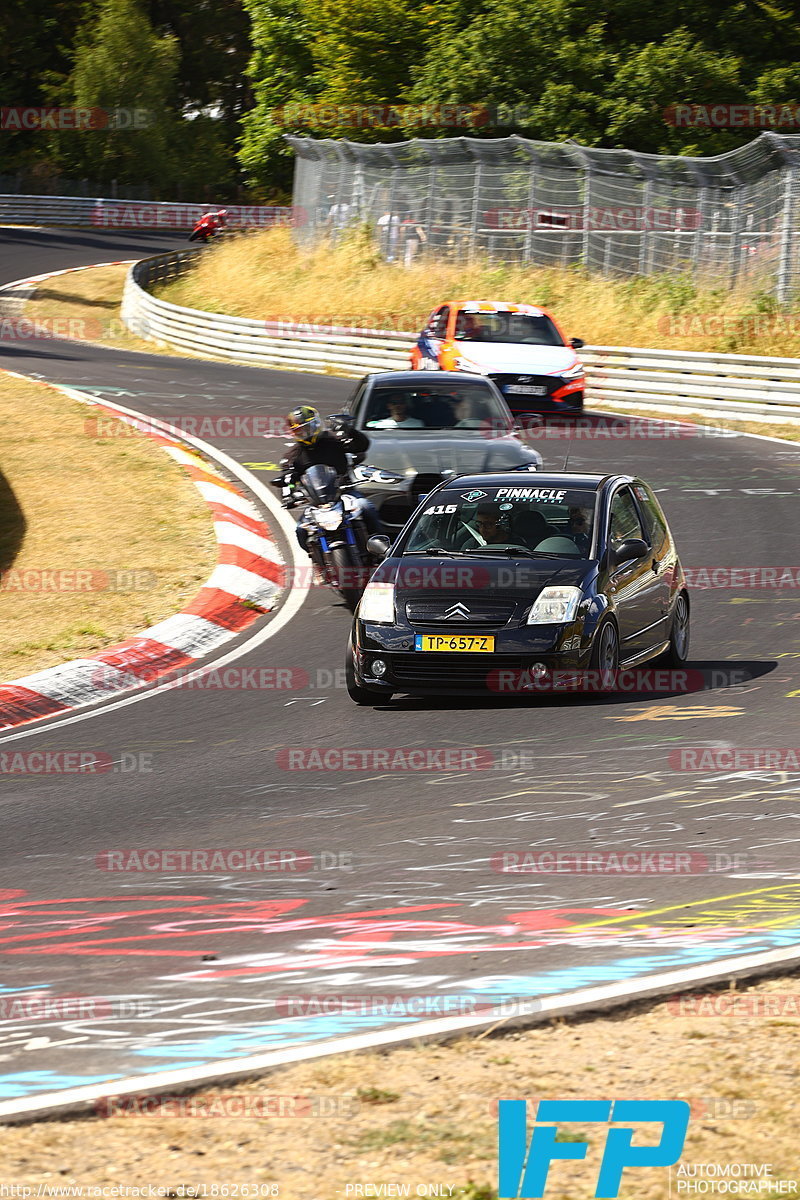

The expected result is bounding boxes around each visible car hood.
[455,343,579,375]
[381,555,596,599]
[362,431,540,475]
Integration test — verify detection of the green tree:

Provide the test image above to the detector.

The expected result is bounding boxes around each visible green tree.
[56,0,180,189]
[238,0,316,194]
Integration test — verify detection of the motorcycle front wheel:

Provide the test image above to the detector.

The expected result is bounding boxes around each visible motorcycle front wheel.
[330,544,364,612]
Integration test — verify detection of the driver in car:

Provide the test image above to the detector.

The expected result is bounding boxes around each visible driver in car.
[371,393,425,429]
[466,502,510,545]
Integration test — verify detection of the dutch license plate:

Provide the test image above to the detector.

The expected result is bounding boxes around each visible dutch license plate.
[507,384,547,395]
[414,634,495,652]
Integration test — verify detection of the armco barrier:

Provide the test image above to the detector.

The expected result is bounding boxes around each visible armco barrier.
[119,250,798,421]
[0,194,293,229]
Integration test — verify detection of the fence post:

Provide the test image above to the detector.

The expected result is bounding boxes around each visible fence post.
[523,149,537,265]
[581,163,592,269]
[777,155,800,305]
[638,176,652,274]
[469,158,483,261]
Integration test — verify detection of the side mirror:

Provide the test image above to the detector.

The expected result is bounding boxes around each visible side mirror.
[329,411,354,430]
[611,538,649,566]
[367,534,392,560]
[570,337,585,349]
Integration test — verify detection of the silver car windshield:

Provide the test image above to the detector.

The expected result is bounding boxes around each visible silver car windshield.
[363,384,512,432]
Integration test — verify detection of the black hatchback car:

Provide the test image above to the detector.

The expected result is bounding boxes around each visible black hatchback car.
[346,472,690,703]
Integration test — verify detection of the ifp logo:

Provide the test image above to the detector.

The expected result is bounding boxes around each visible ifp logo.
[498,1099,690,1197]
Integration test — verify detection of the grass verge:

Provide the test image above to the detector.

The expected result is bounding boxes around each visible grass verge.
[17,264,169,355]
[0,373,218,679]
[1,971,798,1197]
[158,226,800,358]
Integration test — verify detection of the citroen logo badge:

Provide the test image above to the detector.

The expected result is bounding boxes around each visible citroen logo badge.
[443,602,471,619]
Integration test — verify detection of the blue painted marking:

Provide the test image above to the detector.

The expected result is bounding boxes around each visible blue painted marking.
[0,1071,121,1098]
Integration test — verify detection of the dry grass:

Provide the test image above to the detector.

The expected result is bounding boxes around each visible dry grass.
[0,373,218,679]
[159,227,800,358]
[1,972,798,1197]
[20,264,163,354]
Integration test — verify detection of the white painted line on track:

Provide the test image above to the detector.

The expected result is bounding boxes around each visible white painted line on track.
[1,941,799,1123]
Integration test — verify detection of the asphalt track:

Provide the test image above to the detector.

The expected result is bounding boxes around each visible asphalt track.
[1,228,800,1104]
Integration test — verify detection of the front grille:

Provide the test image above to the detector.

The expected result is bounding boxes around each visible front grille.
[405,598,516,627]
[488,373,557,397]
[391,654,531,689]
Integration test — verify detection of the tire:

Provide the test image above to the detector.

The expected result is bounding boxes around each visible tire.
[345,636,392,706]
[330,544,363,611]
[589,619,619,688]
[660,591,690,666]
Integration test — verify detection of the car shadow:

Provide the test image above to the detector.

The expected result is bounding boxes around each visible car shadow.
[0,469,27,576]
[377,659,776,711]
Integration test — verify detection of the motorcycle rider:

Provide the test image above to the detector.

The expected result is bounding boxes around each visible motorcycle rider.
[280,406,385,552]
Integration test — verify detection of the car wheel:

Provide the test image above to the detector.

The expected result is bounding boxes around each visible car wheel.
[590,620,619,672]
[345,636,392,705]
[660,591,690,666]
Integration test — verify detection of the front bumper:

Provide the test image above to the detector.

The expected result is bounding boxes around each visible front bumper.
[488,373,584,413]
[353,622,592,695]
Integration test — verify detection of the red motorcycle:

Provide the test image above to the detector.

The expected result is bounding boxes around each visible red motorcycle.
[188,209,228,243]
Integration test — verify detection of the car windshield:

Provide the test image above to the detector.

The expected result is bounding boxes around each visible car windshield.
[454,310,563,346]
[363,383,513,431]
[402,484,598,558]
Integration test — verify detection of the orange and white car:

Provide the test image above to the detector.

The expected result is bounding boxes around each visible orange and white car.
[410,300,585,413]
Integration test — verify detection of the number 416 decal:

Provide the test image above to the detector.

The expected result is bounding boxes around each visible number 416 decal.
[424,504,457,515]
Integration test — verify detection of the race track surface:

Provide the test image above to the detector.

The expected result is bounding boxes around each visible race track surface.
[1,228,799,1100]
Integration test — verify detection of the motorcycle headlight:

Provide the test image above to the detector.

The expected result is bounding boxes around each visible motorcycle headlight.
[526,586,583,624]
[312,503,345,531]
[359,580,395,623]
[558,363,585,381]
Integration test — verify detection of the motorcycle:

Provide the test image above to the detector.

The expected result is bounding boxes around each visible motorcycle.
[273,463,375,610]
[188,210,228,243]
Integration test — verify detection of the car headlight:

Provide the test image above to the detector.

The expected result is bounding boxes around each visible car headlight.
[352,464,405,485]
[558,363,585,380]
[455,356,489,374]
[526,586,583,624]
[359,580,395,623]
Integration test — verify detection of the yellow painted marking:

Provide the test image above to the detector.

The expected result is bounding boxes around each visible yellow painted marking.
[560,883,800,934]
[242,461,279,471]
[610,705,745,722]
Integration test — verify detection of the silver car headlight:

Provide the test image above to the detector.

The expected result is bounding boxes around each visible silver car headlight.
[559,363,585,380]
[526,586,583,624]
[455,356,489,374]
[352,464,404,484]
[359,580,395,623]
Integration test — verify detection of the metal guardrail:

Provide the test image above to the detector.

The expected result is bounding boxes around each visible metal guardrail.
[0,194,293,230]
[120,250,800,420]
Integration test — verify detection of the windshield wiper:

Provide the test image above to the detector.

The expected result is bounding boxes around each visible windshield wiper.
[463,547,539,558]
[421,547,465,557]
